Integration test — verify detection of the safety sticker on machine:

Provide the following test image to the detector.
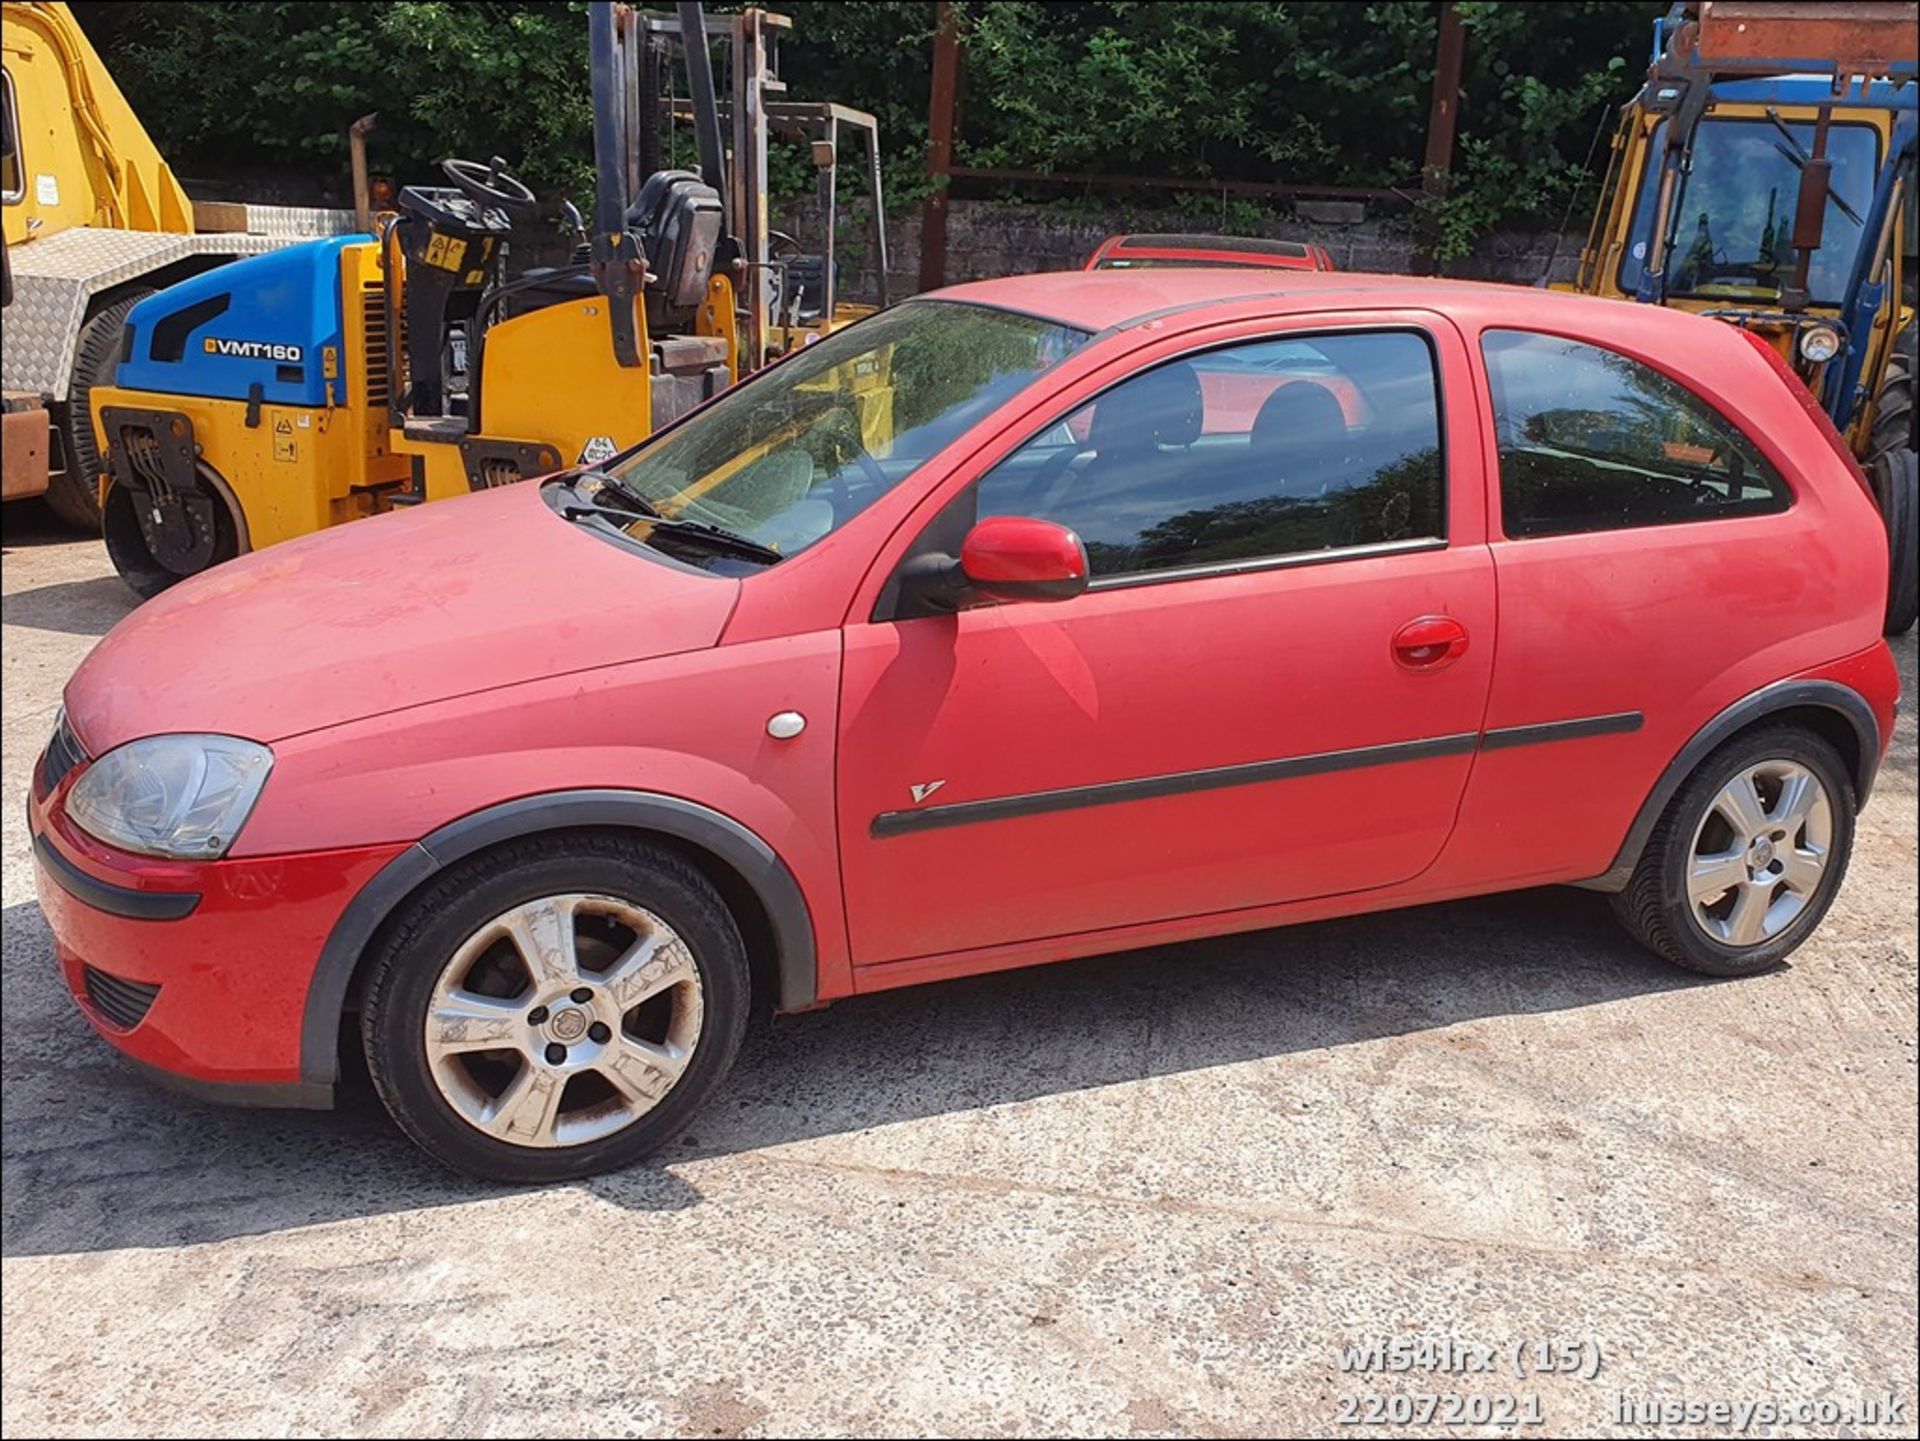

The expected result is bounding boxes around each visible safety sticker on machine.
[273,417,296,463]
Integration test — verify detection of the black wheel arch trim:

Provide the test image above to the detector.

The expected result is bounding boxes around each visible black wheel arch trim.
[1580,678,1882,894]
[298,790,818,1094]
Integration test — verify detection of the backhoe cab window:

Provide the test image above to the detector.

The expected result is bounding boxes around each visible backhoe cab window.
[1619,118,1878,307]
[607,301,1088,563]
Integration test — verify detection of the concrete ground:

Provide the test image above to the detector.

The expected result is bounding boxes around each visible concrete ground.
[2,503,1914,1438]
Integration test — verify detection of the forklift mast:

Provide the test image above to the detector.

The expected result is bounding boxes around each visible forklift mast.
[640,6,892,368]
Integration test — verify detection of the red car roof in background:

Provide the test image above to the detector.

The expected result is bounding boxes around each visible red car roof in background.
[926,268,1544,335]
[1088,233,1331,271]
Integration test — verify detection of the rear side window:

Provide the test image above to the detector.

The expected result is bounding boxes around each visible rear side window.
[1482,330,1790,539]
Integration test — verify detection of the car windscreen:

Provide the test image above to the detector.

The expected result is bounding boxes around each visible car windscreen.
[604,300,1090,564]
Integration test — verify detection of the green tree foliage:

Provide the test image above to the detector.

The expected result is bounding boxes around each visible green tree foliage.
[71,1,1659,255]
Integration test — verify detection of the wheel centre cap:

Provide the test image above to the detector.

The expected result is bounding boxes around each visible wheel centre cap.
[548,1006,589,1042]
[1747,836,1776,869]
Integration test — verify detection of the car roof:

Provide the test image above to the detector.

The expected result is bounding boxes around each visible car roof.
[928,268,1721,344]
[1111,233,1314,257]
[1098,233,1319,267]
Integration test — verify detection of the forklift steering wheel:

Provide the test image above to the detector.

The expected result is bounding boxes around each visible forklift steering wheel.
[441,157,538,216]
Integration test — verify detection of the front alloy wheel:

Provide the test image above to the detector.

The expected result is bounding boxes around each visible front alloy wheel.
[363,836,750,1181]
[424,894,704,1148]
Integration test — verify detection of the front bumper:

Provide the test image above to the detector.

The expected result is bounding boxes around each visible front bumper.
[30,788,406,1107]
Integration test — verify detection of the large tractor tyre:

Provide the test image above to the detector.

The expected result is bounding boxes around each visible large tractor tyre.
[46,288,154,531]
[101,465,241,601]
[1873,447,1919,637]
[1871,319,1915,461]
[1869,320,1916,636]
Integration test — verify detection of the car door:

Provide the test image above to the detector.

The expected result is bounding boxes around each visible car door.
[1452,324,1829,885]
[833,315,1498,967]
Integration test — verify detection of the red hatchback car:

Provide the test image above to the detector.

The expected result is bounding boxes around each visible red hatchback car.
[32,271,1899,1181]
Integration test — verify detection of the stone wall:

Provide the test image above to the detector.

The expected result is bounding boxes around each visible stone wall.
[182,166,1584,295]
[780,197,1586,303]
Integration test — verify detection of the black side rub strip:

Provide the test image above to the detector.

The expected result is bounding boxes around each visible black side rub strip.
[1480,711,1644,750]
[32,833,201,920]
[870,710,1646,839]
[871,732,1479,839]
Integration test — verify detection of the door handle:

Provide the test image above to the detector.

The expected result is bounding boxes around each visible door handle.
[1392,615,1469,671]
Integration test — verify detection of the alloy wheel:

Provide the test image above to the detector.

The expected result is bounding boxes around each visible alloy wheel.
[423,893,704,1148]
[1685,760,1833,949]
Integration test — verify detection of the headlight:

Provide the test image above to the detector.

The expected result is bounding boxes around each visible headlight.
[1798,325,1842,364]
[66,734,273,859]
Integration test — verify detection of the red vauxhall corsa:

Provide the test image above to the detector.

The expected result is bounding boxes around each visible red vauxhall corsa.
[31,270,1900,1182]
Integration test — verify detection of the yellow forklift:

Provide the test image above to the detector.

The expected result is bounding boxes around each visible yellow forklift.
[88,3,891,595]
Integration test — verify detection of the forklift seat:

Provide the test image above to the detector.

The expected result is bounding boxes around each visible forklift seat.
[629,170,724,310]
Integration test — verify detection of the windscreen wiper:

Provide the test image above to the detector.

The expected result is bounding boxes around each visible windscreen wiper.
[569,468,662,518]
[645,516,784,564]
[560,498,783,565]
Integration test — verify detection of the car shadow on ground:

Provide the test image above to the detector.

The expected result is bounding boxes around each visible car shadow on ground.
[1,884,1709,1258]
[1,576,137,638]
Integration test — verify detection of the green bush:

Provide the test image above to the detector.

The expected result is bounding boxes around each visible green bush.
[71,0,1660,257]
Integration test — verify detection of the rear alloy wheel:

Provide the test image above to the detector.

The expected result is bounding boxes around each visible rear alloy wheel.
[1612,727,1855,977]
[1683,760,1833,948]
[362,836,750,1181]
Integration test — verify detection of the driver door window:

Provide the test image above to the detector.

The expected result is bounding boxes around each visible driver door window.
[975,331,1444,580]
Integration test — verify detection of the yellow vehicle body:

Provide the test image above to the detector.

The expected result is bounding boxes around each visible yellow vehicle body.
[1574,96,1912,457]
[79,5,889,589]
[0,0,193,246]
[90,241,744,560]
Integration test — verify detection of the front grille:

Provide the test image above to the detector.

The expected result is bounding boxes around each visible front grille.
[36,712,87,799]
[361,284,391,407]
[83,966,161,1031]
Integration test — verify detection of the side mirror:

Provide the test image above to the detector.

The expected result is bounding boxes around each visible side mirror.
[959,516,1089,603]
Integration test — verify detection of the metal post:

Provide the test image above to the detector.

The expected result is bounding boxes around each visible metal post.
[821,114,838,323]
[639,32,664,182]
[867,121,891,307]
[1414,0,1465,275]
[731,8,771,369]
[619,5,642,205]
[676,1,728,212]
[589,0,644,367]
[920,0,959,292]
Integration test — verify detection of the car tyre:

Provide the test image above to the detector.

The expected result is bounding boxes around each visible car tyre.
[1612,726,1855,977]
[361,833,751,1182]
